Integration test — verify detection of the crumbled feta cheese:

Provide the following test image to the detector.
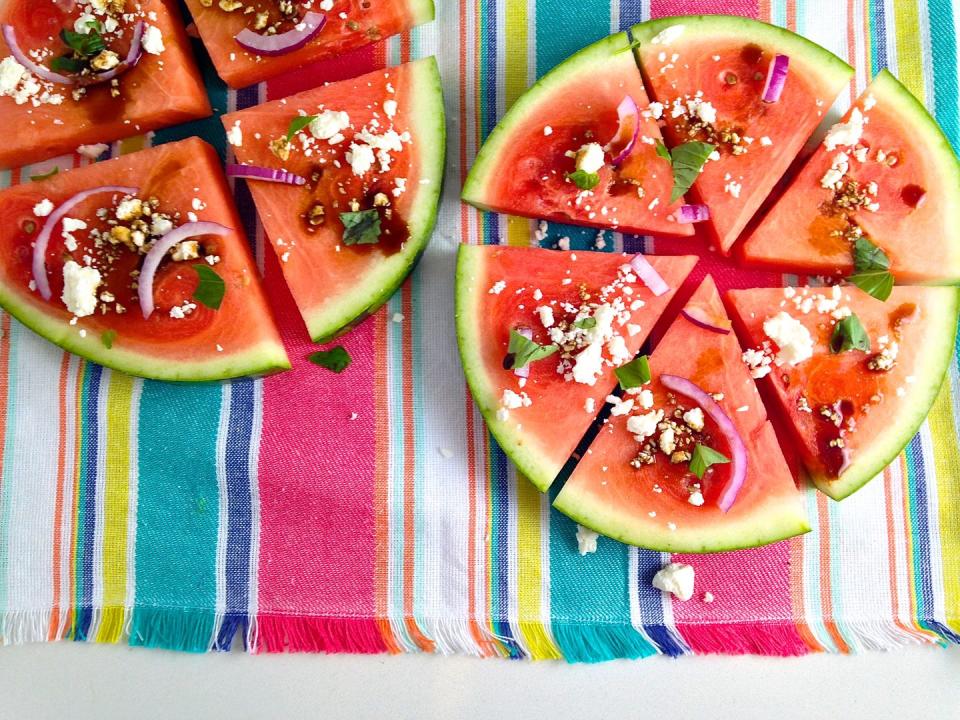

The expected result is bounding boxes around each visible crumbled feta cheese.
[682,407,704,431]
[309,109,351,141]
[647,101,664,119]
[627,410,663,442]
[346,142,376,176]
[652,562,695,601]
[742,347,772,379]
[115,198,143,221]
[172,240,199,261]
[382,99,398,118]
[823,108,865,151]
[688,491,705,507]
[606,395,634,416]
[759,136,772,146]
[557,236,571,251]
[226,121,243,147]
[576,525,599,555]
[501,388,531,410]
[763,312,814,366]
[33,198,54,217]
[543,125,553,136]
[575,142,605,174]
[488,280,506,295]
[536,305,554,328]
[584,397,596,414]
[141,25,165,55]
[61,217,87,251]
[61,260,101,317]
[77,143,109,160]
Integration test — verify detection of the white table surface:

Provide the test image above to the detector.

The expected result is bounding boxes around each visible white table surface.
[0,641,957,718]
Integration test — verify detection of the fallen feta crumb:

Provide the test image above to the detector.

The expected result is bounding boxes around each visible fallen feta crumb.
[77,143,109,160]
[576,525,599,555]
[652,562,695,601]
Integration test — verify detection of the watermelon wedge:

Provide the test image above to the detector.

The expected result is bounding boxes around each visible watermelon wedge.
[554,276,808,552]
[0,137,289,381]
[461,31,696,238]
[0,0,211,169]
[726,284,960,500]
[630,15,853,253]
[222,57,444,342]
[185,0,435,88]
[456,244,697,492]
[740,70,960,284]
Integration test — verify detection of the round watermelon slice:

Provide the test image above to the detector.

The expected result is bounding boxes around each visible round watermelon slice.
[222,57,444,342]
[554,276,809,552]
[740,70,960,284]
[726,284,960,500]
[629,15,853,253]
[0,137,289,381]
[461,31,696,238]
[456,244,697,492]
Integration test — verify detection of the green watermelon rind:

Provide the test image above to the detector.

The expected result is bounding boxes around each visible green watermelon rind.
[406,0,436,23]
[629,15,853,83]
[815,287,960,500]
[0,289,291,382]
[460,31,637,212]
[455,244,560,492]
[303,56,446,343]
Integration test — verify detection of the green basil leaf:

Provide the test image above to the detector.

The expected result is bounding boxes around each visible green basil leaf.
[573,317,597,329]
[50,55,85,74]
[101,329,117,349]
[286,114,317,141]
[308,346,352,373]
[849,270,894,302]
[340,209,381,246]
[614,355,651,389]
[508,329,558,370]
[29,166,60,182]
[192,265,225,311]
[655,139,672,163]
[849,236,893,301]
[689,443,730,479]
[60,27,105,57]
[566,169,600,191]
[830,313,871,354]
[667,141,715,203]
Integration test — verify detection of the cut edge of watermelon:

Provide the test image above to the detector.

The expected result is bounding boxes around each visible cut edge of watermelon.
[302,56,446,342]
[406,0,437,24]
[810,286,960,500]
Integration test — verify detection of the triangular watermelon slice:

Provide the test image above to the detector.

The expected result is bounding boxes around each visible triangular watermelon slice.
[222,57,444,342]
[456,245,697,491]
[630,15,853,253]
[726,284,959,500]
[740,70,960,283]
[461,31,695,238]
[0,137,289,381]
[554,276,808,552]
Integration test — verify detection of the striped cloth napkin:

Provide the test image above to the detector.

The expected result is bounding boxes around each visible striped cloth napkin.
[0,0,958,660]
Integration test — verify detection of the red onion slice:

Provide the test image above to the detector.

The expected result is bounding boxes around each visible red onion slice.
[138,221,231,319]
[604,96,641,166]
[226,163,307,186]
[513,327,533,378]
[761,54,789,103]
[629,254,669,297]
[681,305,731,334]
[2,21,144,87]
[234,12,326,56]
[676,204,710,224]
[31,185,138,301]
[660,374,747,512]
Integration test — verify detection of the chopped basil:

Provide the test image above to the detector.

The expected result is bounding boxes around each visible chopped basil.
[507,329,558,370]
[286,114,317,142]
[101,329,117,349]
[614,355,651,389]
[29,167,60,182]
[308,346,352,373]
[192,265,225,311]
[690,443,730,479]
[340,209,381,246]
[50,56,85,74]
[658,141,716,203]
[60,25,106,58]
[849,237,894,301]
[654,139,672,163]
[573,317,597,329]
[566,169,600,191]
[830,313,871,354]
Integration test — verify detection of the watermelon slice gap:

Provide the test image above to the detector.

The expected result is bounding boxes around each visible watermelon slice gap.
[0,137,289,381]
[629,15,853,254]
[726,284,960,500]
[184,0,435,88]
[740,69,960,284]
[222,57,445,342]
[554,276,809,552]
[1,0,211,170]
[461,31,696,239]
[455,244,697,492]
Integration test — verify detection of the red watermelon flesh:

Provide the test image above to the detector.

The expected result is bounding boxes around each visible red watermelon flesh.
[630,15,853,254]
[0,0,210,170]
[726,284,960,500]
[0,137,289,381]
[740,70,960,283]
[456,245,697,492]
[554,275,808,552]
[461,31,695,238]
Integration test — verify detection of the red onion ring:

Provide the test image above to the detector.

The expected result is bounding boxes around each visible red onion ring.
[235,11,326,56]
[2,21,144,87]
[660,374,747,512]
[138,221,231,319]
[761,54,789,103]
[604,96,641,166]
[629,254,669,297]
[31,185,138,301]
[514,327,533,379]
[226,163,307,186]
[676,204,710,224]
[681,305,731,334]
